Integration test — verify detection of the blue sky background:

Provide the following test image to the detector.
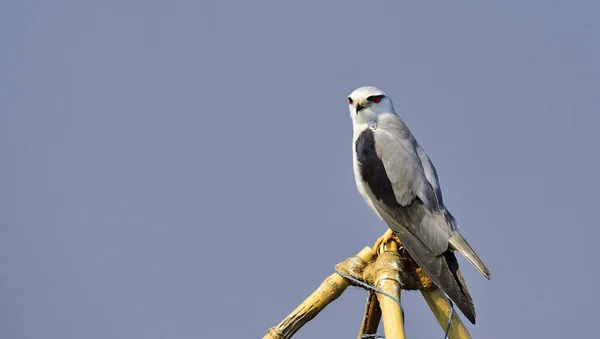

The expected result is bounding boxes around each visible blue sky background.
[2,1,599,338]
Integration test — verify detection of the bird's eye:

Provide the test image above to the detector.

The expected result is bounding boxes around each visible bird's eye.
[368,95,383,103]
[348,97,353,105]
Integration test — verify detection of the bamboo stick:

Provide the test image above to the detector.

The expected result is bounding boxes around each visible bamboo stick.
[357,291,382,339]
[374,240,405,339]
[263,247,375,339]
[420,288,472,339]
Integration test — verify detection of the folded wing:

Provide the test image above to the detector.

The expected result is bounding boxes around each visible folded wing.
[355,124,477,323]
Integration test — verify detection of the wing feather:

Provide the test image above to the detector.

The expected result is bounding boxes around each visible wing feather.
[363,115,478,323]
[372,124,449,255]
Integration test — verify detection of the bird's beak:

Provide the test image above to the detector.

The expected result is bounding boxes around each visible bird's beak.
[356,102,365,114]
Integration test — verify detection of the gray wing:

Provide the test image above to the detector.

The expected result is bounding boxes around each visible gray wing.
[415,144,465,232]
[372,124,450,255]
[362,118,476,323]
[416,145,444,207]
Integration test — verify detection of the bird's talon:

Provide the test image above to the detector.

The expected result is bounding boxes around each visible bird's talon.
[373,229,399,255]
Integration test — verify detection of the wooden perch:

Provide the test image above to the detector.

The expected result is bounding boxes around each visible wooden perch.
[263,247,375,339]
[372,239,405,339]
[357,292,381,339]
[421,288,471,339]
[263,230,473,339]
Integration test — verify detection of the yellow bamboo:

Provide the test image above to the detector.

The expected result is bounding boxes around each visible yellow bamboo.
[357,291,382,339]
[420,288,472,339]
[264,229,479,339]
[374,240,405,339]
[263,247,375,339]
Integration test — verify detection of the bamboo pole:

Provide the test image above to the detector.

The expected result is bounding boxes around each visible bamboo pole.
[373,240,405,339]
[421,288,472,339]
[357,291,382,339]
[263,247,375,339]
[264,230,476,339]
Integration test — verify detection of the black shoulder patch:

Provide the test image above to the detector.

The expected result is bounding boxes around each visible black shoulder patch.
[355,128,399,207]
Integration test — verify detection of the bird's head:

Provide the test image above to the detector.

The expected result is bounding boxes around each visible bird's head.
[347,86,395,125]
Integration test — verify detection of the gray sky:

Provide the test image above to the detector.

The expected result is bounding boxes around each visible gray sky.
[2,1,599,338]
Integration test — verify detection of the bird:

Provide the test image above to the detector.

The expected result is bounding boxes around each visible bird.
[347,86,490,324]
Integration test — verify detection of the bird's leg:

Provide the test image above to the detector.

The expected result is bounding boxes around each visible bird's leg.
[372,229,402,256]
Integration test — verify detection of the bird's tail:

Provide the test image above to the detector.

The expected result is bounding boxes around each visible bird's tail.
[393,228,477,324]
[449,232,491,280]
[375,201,481,323]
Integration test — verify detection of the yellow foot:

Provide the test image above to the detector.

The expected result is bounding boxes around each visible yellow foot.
[372,229,402,256]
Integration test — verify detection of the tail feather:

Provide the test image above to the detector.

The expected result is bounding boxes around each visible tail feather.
[368,194,486,323]
[391,226,477,324]
[449,232,491,279]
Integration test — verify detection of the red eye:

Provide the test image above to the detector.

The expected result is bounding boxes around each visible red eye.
[368,95,382,103]
[348,97,353,105]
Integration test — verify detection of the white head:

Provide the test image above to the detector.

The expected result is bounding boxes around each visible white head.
[347,86,396,125]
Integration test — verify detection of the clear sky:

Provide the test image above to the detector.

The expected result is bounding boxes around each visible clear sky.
[2,1,599,338]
